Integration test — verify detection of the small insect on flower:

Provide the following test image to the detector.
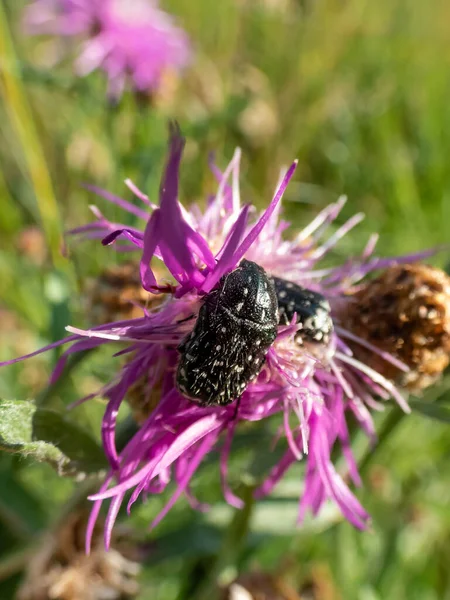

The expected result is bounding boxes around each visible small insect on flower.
[176,260,278,406]
[272,276,334,346]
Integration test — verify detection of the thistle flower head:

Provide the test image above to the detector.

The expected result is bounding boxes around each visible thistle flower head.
[340,263,450,391]
[24,0,192,97]
[2,125,441,551]
[84,261,164,325]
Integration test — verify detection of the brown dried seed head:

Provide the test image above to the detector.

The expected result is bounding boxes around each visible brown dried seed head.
[17,509,140,600]
[84,261,173,420]
[341,264,450,392]
[299,563,340,600]
[222,571,302,600]
[127,361,167,425]
[85,261,164,325]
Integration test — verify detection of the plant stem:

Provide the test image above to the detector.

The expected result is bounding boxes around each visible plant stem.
[194,484,255,600]
[0,545,39,582]
[358,405,405,476]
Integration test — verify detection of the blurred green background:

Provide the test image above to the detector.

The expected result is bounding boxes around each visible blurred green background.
[1,0,450,598]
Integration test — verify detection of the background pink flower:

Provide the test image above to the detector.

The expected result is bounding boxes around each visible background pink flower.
[24,0,192,97]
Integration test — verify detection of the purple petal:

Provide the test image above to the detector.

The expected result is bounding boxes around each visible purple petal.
[86,473,114,554]
[50,338,107,384]
[140,210,161,291]
[220,421,244,509]
[254,444,298,499]
[104,493,124,550]
[283,397,303,461]
[201,204,251,293]
[150,432,218,528]
[232,160,297,265]
[102,228,144,247]
[124,178,155,208]
[89,412,224,501]
[0,336,78,367]
[157,127,214,286]
[83,183,149,220]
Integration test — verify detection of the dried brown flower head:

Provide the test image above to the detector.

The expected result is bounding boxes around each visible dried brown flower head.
[127,356,168,425]
[341,264,450,392]
[84,260,170,422]
[222,571,301,600]
[85,261,163,326]
[17,509,140,600]
[299,564,340,600]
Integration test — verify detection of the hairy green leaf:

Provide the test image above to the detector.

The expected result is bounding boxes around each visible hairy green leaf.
[0,400,107,475]
[0,400,69,472]
[32,408,108,473]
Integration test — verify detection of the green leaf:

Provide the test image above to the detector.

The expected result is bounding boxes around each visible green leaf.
[0,400,108,475]
[0,400,69,472]
[146,524,223,565]
[409,399,450,424]
[32,409,108,473]
[0,467,47,538]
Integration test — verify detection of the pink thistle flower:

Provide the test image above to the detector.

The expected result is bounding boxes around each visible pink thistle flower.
[2,125,435,551]
[24,0,191,97]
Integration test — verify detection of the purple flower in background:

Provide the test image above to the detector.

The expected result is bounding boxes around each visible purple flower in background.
[24,0,191,97]
[24,0,95,36]
[2,125,433,551]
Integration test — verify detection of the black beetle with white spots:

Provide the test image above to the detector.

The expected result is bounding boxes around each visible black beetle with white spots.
[176,260,278,406]
[271,276,333,346]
